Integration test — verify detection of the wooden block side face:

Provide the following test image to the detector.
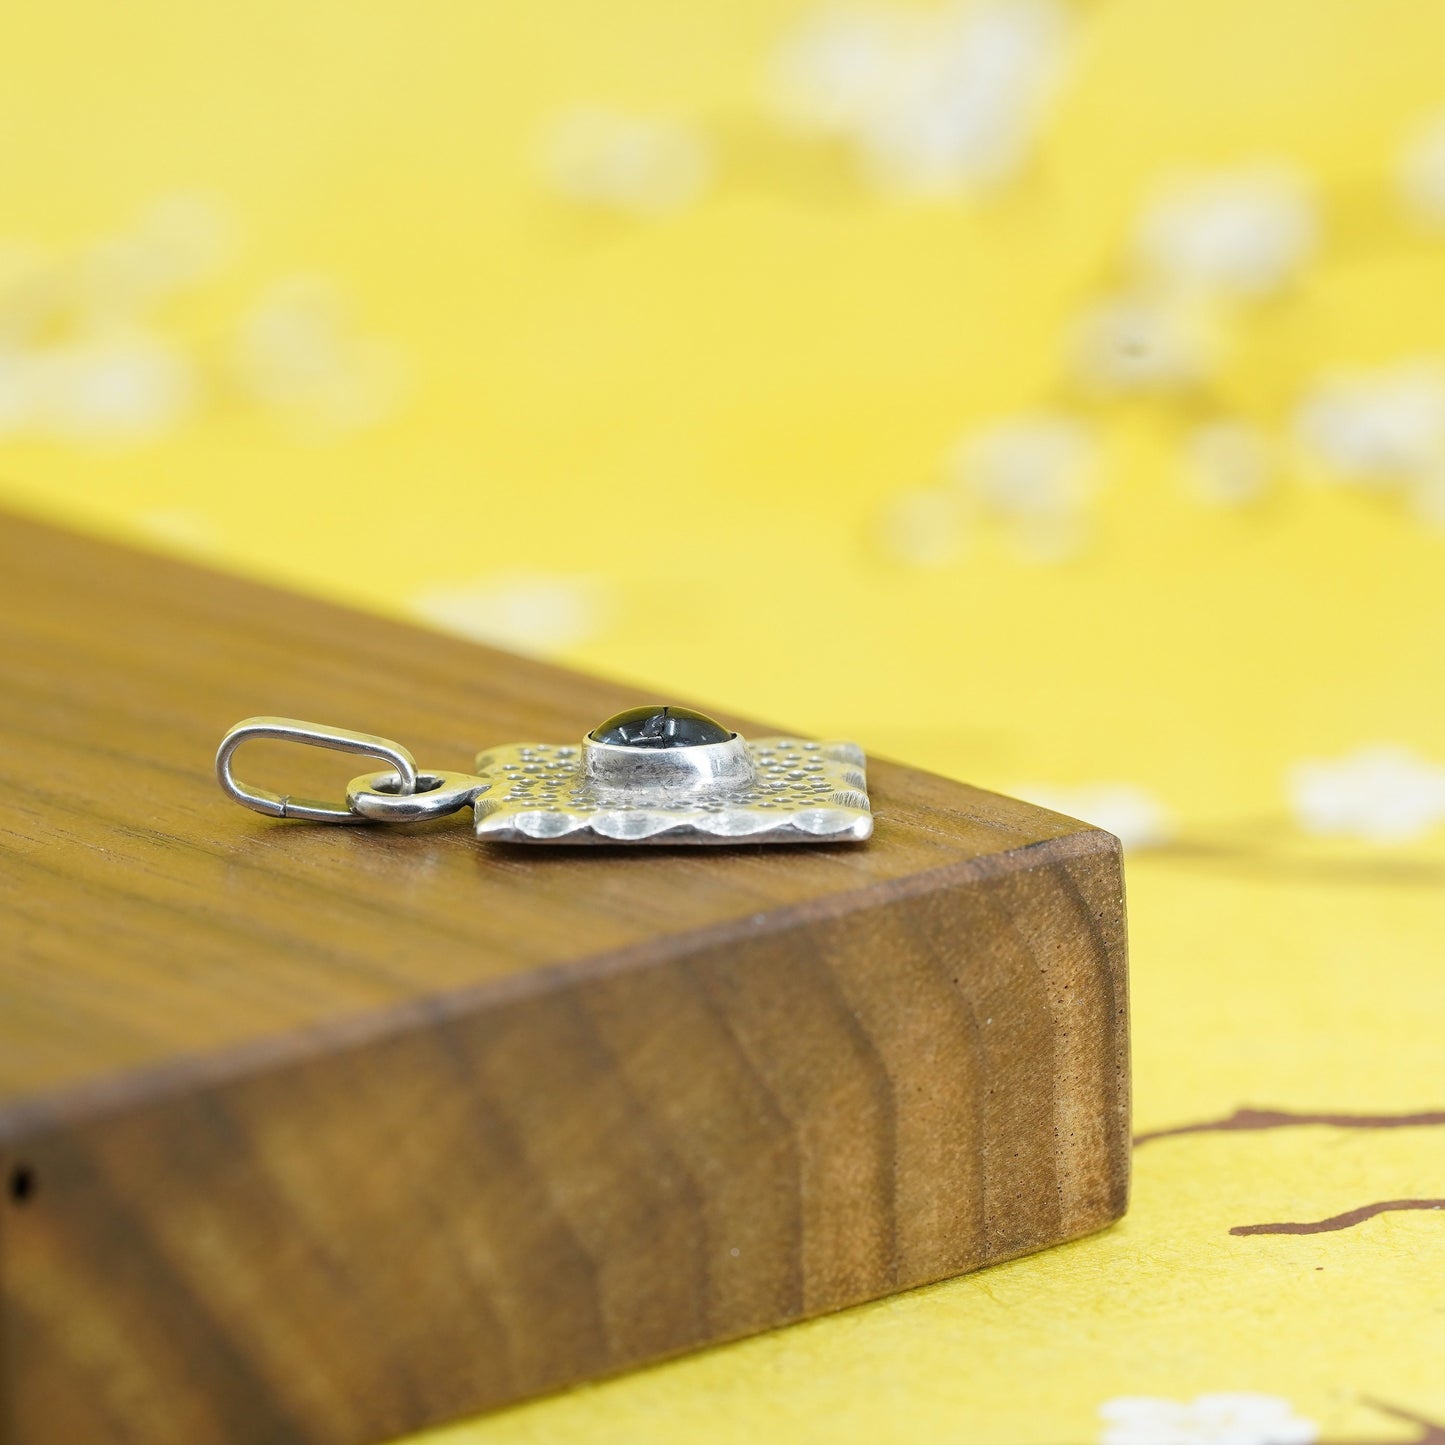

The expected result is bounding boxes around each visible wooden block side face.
[0,834,1128,1445]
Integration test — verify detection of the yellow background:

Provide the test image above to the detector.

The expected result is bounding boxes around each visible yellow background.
[2,2,1442,1441]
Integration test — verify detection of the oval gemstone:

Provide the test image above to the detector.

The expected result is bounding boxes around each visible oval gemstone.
[590,705,732,749]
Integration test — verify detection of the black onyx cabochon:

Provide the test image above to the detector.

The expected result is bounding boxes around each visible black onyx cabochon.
[589,705,733,749]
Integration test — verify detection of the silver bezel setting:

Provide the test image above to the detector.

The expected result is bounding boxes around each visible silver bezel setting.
[581,730,757,794]
[471,735,872,846]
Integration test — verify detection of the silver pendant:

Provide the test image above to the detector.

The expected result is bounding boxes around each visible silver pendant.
[216,706,872,846]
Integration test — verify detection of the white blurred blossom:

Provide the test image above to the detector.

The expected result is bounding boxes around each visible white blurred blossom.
[1182,420,1273,506]
[539,109,712,214]
[1295,360,1445,487]
[1016,784,1173,851]
[876,485,967,566]
[1398,112,1445,231]
[0,329,194,444]
[411,572,615,656]
[1133,167,1317,299]
[1069,292,1222,396]
[769,0,1073,197]
[79,193,237,322]
[43,331,194,443]
[948,411,1099,559]
[233,277,407,435]
[0,201,216,444]
[1289,745,1445,845]
[0,194,235,345]
[1099,1393,1317,1445]
[0,201,403,448]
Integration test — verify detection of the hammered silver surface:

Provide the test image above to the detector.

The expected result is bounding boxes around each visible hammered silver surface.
[471,737,872,845]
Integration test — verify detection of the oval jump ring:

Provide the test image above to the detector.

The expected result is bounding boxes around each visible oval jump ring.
[215,716,420,824]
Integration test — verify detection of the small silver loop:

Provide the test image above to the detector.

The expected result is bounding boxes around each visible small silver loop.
[216,717,419,824]
[347,770,490,823]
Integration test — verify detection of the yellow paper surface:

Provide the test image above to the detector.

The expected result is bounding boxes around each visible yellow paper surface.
[2,3,1442,1441]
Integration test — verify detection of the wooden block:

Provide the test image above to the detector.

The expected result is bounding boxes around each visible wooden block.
[0,512,1130,1445]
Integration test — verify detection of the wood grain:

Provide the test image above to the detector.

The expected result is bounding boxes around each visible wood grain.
[0,511,1129,1445]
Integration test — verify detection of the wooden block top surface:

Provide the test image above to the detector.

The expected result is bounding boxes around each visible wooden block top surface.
[0,511,1106,1133]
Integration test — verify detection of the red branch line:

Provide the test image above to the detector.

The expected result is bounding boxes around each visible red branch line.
[1134,1106,1445,1147]
[1231,1198,1445,1236]
[1133,1107,1445,1236]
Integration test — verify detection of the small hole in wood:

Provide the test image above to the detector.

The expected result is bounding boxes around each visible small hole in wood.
[9,1164,36,1204]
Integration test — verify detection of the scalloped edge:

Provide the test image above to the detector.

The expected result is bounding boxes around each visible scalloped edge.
[471,738,872,846]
